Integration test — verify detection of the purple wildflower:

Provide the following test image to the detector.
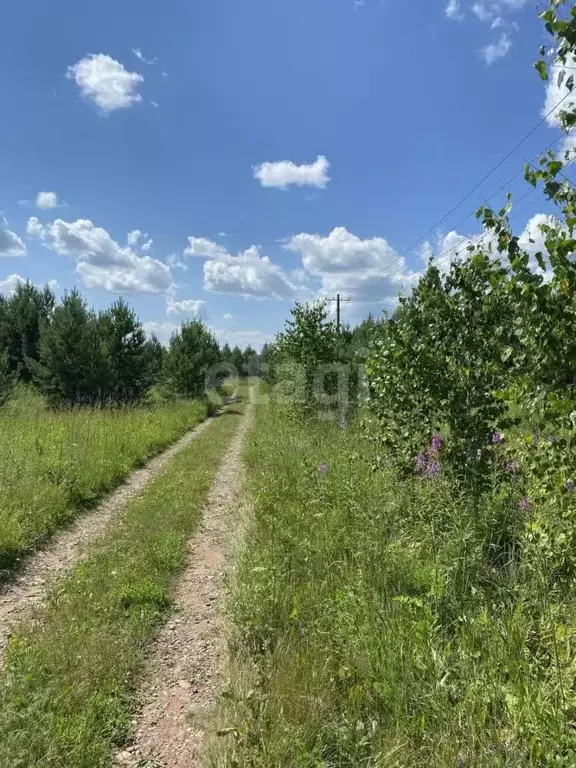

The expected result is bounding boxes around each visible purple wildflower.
[414,453,428,473]
[318,463,328,474]
[566,480,575,492]
[492,431,504,445]
[506,459,521,473]
[425,461,441,478]
[519,498,532,511]
[430,434,442,454]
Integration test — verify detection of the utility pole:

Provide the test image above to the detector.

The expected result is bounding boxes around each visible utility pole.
[324,294,351,332]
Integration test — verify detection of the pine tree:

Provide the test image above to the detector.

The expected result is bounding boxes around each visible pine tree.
[242,345,260,377]
[97,298,149,403]
[0,282,55,382]
[221,343,232,363]
[142,333,166,386]
[230,346,245,377]
[33,290,109,405]
[165,320,220,398]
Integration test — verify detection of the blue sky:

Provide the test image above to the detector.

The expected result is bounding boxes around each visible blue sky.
[0,0,571,348]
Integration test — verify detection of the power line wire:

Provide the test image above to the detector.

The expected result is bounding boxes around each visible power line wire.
[395,170,576,285]
[382,151,576,289]
[414,184,542,274]
[375,87,576,283]
[384,186,540,291]
[376,131,566,286]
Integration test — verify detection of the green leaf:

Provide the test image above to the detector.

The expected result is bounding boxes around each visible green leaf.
[535,60,549,81]
[548,160,563,176]
[535,252,547,271]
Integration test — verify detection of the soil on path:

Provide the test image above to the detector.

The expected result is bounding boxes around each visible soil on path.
[115,402,253,768]
[0,415,216,661]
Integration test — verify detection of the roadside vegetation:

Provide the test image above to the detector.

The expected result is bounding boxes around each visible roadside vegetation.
[0,398,246,768]
[215,398,576,767]
[0,280,262,577]
[213,4,576,766]
[0,387,207,577]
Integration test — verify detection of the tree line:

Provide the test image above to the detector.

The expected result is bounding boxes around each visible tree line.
[0,284,261,407]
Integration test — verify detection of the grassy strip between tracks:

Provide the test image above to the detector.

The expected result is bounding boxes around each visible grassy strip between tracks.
[0,389,208,577]
[0,400,245,768]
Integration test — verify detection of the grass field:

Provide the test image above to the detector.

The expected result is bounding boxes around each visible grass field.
[0,400,246,768]
[211,399,576,768]
[0,387,207,576]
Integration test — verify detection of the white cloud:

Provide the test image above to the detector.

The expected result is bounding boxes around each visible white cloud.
[421,230,495,275]
[46,279,61,294]
[542,55,576,124]
[187,236,299,300]
[204,245,297,300]
[540,55,576,157]
[127,229,142,246]
[184,236,229,259]
[321,270,410,305]
[36,191,59,209]
[222,312,233,320]
[143,321,178,346]
[166,298,206,319]
[167,253,187,271]
[150,100,159,108]
[0,273,59,297]
[284,226,409,303]
[518,213,564,275]
[491,16,504,29]
[67,54,144,112]
[126,230,153,252]
[211,328,274,351]
[0,274,26,295]
[253,155,330,190]
[0,218,26,257]
[419,214,565,279]
[285,226,401,275]
[480,33,512,65]
[26,216,46,239]
[144,321,270,350]
[445,0,463,20]
[471,3,493,23]
[132,48,157,65]
[27,217,172,294]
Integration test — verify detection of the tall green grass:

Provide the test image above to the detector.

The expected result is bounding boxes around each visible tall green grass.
[0,386,207,575]
[212,401,576,767]
[0,401,246,768]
